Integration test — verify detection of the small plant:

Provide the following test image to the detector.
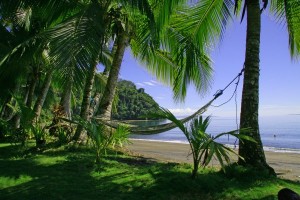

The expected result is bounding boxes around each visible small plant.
[150,108,255,178]
[6,96,36,146]
[31,124,47,148]
[70,117,130,163]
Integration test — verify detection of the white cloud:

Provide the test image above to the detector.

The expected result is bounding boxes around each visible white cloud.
[144,81,155,86]
[168,107,197,116]
[135,80,161,87]
[150,80,160,85]
[155,96,164,100]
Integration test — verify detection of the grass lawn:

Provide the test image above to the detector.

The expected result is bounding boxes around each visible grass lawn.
[0,142,299,200]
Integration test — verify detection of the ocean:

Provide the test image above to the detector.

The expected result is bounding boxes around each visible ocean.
[130,115,300,153]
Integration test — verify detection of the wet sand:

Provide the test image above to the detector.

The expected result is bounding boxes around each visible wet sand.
[126,139,300,181]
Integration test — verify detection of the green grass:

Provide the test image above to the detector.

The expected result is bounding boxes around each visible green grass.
[0,142,299,200]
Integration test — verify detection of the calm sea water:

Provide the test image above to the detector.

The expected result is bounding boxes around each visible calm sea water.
[130,115,300,153]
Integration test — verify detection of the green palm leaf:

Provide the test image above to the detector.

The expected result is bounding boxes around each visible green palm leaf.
[270,0,300,58]
[172,0,233,46]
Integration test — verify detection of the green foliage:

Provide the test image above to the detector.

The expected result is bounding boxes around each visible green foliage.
[71,117,130,163]
[150,107,254,178]
[5,96,35,145]
[0,119,11,139]
[31,124,47,147]
[112,80,161,120]
[0,143,299,200]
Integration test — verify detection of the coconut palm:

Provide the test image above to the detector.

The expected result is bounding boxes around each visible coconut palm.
[0,2,52,128]
[236,0,299,172]
[97,0,218,126]
[170,0,300,172]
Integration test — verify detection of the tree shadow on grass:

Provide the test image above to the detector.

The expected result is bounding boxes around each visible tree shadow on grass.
[0,145,298,200]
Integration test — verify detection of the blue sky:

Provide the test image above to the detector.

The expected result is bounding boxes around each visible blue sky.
[119,13,300,117]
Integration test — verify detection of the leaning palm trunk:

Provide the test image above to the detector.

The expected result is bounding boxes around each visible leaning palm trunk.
[97,31,129,120]
[73,64,97,142]
[32,69,54,124]
[238,0,274,174]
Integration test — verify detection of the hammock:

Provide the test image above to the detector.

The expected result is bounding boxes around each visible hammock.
[95,98,216,135]
[94,66,245,135]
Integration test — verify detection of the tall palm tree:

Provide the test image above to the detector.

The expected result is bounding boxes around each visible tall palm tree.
[236,0,300,172]
[237,0,267,169]
[171,0,300,172]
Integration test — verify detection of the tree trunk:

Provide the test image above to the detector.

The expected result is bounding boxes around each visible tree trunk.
[60,78,73,119]
[26,66,39,108]
[3,81,20,122]
[97,31,129,120]
[89,92,101,118]
[73,65,97,142]
[14,70,39,129]
[0,96,13,120]
[238,0,274,174]
[191,159,199,179]
[32,69,54,124]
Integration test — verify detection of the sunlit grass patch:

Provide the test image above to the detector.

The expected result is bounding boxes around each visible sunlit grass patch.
[0,175,34,189]
[32,155,67,166]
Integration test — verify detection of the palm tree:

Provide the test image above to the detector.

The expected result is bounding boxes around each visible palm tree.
[98,0,217,121]
[235,0,300,172]
[237,0,267,169]
[170,0,300,172]
[46,0,215,143]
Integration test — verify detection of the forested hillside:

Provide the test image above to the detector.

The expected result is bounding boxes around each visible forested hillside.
[112,80,160,120]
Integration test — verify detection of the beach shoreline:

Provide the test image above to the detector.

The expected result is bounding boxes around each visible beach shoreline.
[126,139,300,181]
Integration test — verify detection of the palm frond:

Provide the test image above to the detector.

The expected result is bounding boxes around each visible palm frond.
[162,27,213,101]
[147,107,186,133]
[234,0,242,15]
[153,0,187,31]
[270,0,300,58]
[44,2,110,86]
[131,39,176,86]
[93,72,107,94]
[212,128,256,143]
[172,0,233,46]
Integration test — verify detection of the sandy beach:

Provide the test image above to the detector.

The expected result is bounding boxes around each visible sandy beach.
[126,139,300,181]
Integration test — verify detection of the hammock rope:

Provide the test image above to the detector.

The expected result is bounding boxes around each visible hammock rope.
[95,66,245,135]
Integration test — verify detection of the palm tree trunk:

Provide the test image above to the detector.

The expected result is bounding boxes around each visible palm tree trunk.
[26,66,39,108]
[97,31,129,120]
[60,78,73,119]
[238,0,274,174]
[32,69,54,124]
[191,159,199,179]
[13,69,39,129]
[89,92,101,118]
[73,64,97,142]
